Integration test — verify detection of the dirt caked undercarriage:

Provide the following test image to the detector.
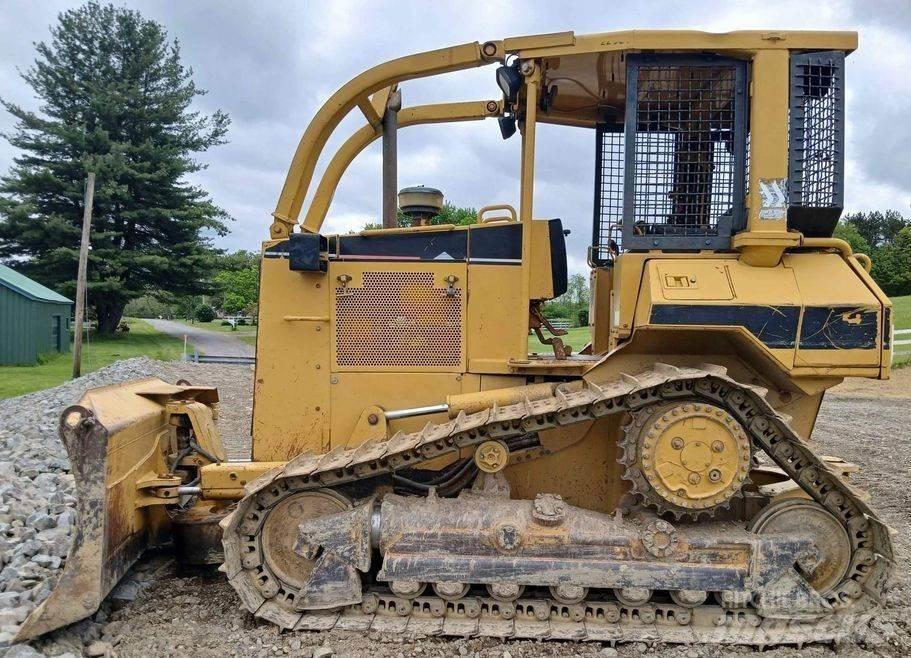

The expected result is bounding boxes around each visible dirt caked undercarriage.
[19,29,894,647]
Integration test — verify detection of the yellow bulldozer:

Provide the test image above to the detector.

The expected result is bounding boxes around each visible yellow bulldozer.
[19,30,894,645]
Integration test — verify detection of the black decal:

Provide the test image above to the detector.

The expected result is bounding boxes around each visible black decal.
[650,304,800,349]
[799,306,878,350]
[337,231,467,261]
[468,223,522,263]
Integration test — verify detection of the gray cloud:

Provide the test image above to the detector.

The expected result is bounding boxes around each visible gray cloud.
[2,0,910,270]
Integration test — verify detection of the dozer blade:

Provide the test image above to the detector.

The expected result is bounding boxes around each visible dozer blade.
[16,378,218,641]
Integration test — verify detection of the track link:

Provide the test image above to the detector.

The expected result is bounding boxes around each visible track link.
[220,364,892,645]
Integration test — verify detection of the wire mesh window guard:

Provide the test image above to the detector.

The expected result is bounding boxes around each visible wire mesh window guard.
[591,126,625,266]
[788,51,845,237]
[620,55,748,251]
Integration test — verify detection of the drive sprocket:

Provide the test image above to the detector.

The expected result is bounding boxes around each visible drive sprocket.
[620,401,752,518]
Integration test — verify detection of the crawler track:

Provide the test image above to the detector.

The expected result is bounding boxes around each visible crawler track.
[220,364,892,645]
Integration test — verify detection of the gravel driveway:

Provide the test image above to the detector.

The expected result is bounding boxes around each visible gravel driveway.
[145,319,254,358]
[1,360,908,657]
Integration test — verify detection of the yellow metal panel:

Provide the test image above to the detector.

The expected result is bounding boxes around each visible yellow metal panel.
[329,372,464,448]
[504,416,627,513]
[787,253,882,369]
[465,262,525,370]
[252,253,330,461]
[655,261,734,301]
[636,258,800,371]
[610,253,646,344]
[516,30,857,58]
[590,268,612,353]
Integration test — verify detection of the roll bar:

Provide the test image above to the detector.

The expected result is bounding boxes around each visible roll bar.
[301,100,503,234]
[271,41,504,238]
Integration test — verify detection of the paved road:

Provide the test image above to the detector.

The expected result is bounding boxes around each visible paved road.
[145,319,254,358]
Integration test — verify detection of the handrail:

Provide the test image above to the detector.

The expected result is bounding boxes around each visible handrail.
[799,237,872,273]
[270,41,503,239]
[301,100,502,234]
[477,204,518,224]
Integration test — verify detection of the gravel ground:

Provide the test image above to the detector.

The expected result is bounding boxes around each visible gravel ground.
[0,359,906,657]
[0,359,252,650]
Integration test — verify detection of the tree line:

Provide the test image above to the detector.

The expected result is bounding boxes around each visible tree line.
[834,210,911,296]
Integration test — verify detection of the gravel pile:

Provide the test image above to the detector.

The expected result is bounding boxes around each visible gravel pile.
[0,359,174,650]
[0,358,252,656]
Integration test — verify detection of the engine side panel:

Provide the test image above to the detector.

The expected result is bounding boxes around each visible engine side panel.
[628,254,887,378]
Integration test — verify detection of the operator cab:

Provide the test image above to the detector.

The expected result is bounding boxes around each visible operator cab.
[495,48,845,265]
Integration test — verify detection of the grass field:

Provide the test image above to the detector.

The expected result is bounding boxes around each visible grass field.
[0,318,184,399]
[528,326,591,354]
[892,295,911,330]
[892,295,911,365]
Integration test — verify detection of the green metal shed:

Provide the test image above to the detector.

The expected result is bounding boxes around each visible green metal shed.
[0,264,73,365]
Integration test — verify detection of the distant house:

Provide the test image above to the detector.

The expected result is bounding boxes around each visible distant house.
[0,264,73,365]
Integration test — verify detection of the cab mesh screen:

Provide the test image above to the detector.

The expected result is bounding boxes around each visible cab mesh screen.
[788,51,845,209]
[622,55,746,250]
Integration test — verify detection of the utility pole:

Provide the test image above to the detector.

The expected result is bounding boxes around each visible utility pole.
[72,173,95,379]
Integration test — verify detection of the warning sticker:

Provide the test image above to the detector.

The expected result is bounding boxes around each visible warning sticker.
[758,178,788,220]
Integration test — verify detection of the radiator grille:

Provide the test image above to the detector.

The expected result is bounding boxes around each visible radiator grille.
[335,272,462,368]
[623,55,747,250]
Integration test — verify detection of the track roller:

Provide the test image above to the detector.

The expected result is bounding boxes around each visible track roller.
[670,589,708,608]
[487,582,524,602]
[550,584,587,604]
[390,580,425,599]
[615,587,652,606]
[433,581,470,600]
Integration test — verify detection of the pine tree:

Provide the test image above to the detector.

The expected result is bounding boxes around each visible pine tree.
[0,2,230,334]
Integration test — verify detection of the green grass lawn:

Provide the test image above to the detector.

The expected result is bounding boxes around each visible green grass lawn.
[0,318,184,399]
[528,326,591,354]
[172,318,257,335]
[891,294,911,330]
[891,294,911,366]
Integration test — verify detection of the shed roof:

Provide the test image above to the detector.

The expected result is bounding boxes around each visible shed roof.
[0,264,72,304]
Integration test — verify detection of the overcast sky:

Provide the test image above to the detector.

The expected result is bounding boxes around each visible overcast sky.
[2,0,910,274]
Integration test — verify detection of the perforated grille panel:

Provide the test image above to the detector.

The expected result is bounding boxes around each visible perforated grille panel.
[335,271,462,368]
